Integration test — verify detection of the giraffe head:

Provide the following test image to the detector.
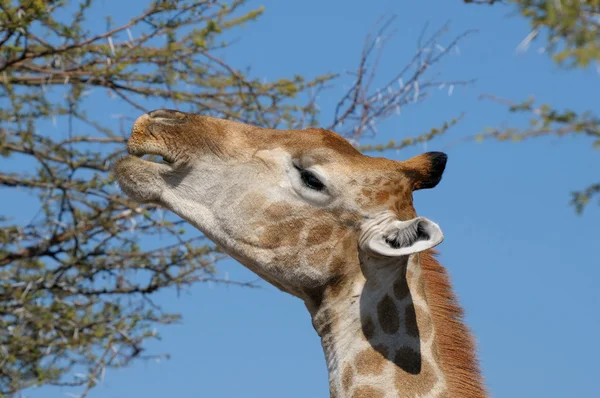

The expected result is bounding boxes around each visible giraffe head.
[114,109,446,301]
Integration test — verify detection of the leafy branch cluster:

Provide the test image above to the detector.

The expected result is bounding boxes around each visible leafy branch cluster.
[0,1,469,397]
[0,0,325,395]
[327,20,473,143]
[477,95,600,212]
[466,0,600,66]
[465,0,599,213]
[513,0,600,67]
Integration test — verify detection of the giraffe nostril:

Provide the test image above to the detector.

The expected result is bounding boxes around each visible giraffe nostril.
[148,109,187,122]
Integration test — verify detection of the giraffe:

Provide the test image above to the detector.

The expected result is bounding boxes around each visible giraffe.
[114,109,487,398]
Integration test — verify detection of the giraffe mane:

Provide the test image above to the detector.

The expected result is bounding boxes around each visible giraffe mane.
[419,249,487,398]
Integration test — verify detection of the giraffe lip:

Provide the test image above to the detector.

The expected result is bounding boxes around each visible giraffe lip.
[139,153,174,165]
[127,145,176,166]
[126,151,175,167]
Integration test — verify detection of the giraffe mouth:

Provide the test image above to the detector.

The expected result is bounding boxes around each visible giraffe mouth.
[122,110,186,168]
[133,152,174,166]
[126,144,177,168]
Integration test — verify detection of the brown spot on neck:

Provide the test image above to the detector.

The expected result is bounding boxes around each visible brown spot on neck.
[354,347,387,376]
[393,270,410,300]
[393,346,421,374]
[341,364,354,393]
[394,349,437,394]
[405,303,419,338]
[259,219,304,248]
[377,294,400,334]
[361,315,376,340]
[352,386,384,398]
[306,223,334,246]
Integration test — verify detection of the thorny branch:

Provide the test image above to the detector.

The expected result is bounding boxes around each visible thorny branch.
[0,1,470,396]
[329,19,474,144]
[469,94,600,213]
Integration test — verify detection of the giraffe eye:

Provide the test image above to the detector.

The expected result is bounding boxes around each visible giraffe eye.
[294,165,325,191]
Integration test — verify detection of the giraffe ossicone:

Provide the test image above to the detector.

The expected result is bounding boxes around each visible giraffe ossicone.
[114,109,487,398]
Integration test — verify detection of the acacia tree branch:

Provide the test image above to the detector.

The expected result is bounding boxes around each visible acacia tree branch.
[0,2,471,396]
[328,18,475,144]
[455,94,600,213]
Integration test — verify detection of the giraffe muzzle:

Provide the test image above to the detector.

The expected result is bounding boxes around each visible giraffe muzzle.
[123,109,194,166]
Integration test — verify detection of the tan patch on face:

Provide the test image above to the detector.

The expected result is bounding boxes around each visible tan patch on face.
[307,247,330,268]
[352,386,385,398]
[361,316,376,340]
[394,348,437,393]
[377,294,400,334]
[375,190,390,205]
[306,223,334,246]
[355,348,387,376]
[342,364,354,392]
[405,303,419,338]
[263,201,293,220]
[259,219,304,249]
[392,185,417,220]
[361,188,373,198]
[239,192,267,216]
[344,238,354,253]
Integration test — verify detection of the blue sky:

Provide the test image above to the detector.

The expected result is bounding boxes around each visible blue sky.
[18,0,599,397]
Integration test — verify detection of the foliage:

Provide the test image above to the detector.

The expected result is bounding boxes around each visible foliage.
[512,0,600,67]
[466,0,600,213]
[0,1,468,396]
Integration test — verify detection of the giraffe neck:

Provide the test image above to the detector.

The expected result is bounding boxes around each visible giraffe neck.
[310,254,447,398]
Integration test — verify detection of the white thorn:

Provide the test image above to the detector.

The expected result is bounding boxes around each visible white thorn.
[516,28,539,54]
[108,36,116,56]
[413,81,420,102]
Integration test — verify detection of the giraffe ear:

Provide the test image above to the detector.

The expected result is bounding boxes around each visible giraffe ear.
[401,151,447,191]
[362,216,443,257]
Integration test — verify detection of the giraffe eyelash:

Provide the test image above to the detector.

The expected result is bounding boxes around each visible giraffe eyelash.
[293,164,326,191]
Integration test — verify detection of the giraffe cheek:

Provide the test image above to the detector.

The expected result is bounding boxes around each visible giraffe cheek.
[305,223,334,246]
[258,219,305,249]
